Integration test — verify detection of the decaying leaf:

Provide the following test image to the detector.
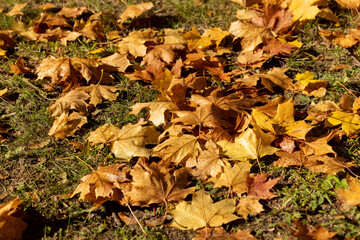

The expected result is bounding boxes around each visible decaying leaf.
[170,188,238,230]
[6,3,27,16]
[0,198,27,240]
[130,102,178,126]
[291,220,337,240]
[236,196,263,219]
[48,112,87,139]
[75,84,119,107]
[193,227,258,240]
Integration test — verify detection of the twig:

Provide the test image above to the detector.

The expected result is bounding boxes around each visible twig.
[132,86,151,103]
[336,81,357,98]
[76,156,95,172]
[121,0,129,7]
[344,165,360,178]
[127,203,147,235]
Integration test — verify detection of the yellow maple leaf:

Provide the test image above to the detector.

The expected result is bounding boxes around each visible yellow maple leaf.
[336,175,360,206]
[289,0,320,22]
[326,111,360,136]
[169,188,238,230]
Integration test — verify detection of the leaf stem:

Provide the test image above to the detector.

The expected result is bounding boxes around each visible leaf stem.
[127,203,147,236]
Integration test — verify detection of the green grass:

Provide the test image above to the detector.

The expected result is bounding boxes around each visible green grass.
[0,0,360,239]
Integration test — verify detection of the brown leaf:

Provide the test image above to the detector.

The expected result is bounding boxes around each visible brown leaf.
[100,53,131,73]
[335,175,360,206]
[193,227,258,240]
[36,56,115,88]
[126,158,195,206]
[186,140,225,180]
[58,7,89,18]
[246,173,279,199]
[291,220,337,240]
[117,29,156,58]
[335,0,360,9]
[142,43,185,65]
[88,121,160,159]
[33,13,69,33]
[170,188,238,230]
[10,57,31,75]
[236,196,263,219]
[48,112,87,139]
[47,89,90,117]
[212,161,252,194]
[256,68,294,92]
[74,84,119,107]
[6,3,27,16]
[71,164,128,208]
[0,198,27,240]
[154,134,201,165]
[118,2,154,24]
[130,102,178,127]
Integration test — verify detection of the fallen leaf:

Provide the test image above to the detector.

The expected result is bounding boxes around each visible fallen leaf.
[126,157,195,206]
[335,0,360,9]
[6,3,27,16]
[246,173,279,199]
[58,7,89,18]
[154,134,201,165]
[88,121,160,159]
[236,196,263,219]
[47,89,90,117]
[217,126,278,160]
[10,57,31,75]
[48,112,87,139]
[289,0,320,22]
[130,102,178,126]
[74,84,119,107]
[100,53,131,73]
[0,198,27,240]
[291,220,337,240]
[335,175,360,206]
[193,227,258,240]
[212,161,252,194]
[117,29,155,58]
[71,164,128,208]
[325,111,360,136]
[118,2,154,24]
[170,188,238,230]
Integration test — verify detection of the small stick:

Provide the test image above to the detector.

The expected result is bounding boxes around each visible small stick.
[336,81,357,98]
[121,0,129,7]
[127,203,147,236]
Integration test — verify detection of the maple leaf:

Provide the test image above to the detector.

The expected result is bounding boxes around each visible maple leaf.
[293,71,328,97]
[48,112,87,139]
[154,134,201,165]
[117,29,156,58]
[217,126,278,160]
[87,121,160,159]
[100,53,131,73]
[291,220,337,240]
[58,7,89,18]
[289,0,320,22]
[335,175,360,206]
[6,3,27,16]
[130,102,178,127]
[229,21,274,53]
[71,164,128,208]
[193,227,258,240]
[185,140,225,180]
[126,158,195,206]
[212,161,252,194]
[142,43,185,65]
[0,198,27,240]
[0,31,15,57]
[169,188,238,230]
[118,2,154,24]
[33,13,69,33]
[256,68,294,92]
[236,196,263,219]
[325,111,360,136]
[48,90,90,117]
[36,56,115,88]
[246,173,279,199]
[74,84,119,107]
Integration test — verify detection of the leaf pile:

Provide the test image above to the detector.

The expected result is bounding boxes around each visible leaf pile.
[1,0,360,239]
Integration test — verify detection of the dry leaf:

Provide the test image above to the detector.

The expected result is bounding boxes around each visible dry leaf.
[10,56,31,75]
[325,111,360,136]
[170,188,238,230]
[100,53,131,73]
[88,122,160,159]
[48,90,90,117]
[236,196,263,219]
[335,0,360,9]
[71,164,128,208]
[212,161,252,194]
[48,112,87,139]
[291,220,337,240]
[289,0,320,22]
[127,158,195,206]
[335,175,360,206]
[118,2,154,24]
[193,227,258,240]
[6,3,27,16]
[246,173,279,199]
[0,198,27,240]
[74,84,119,107]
